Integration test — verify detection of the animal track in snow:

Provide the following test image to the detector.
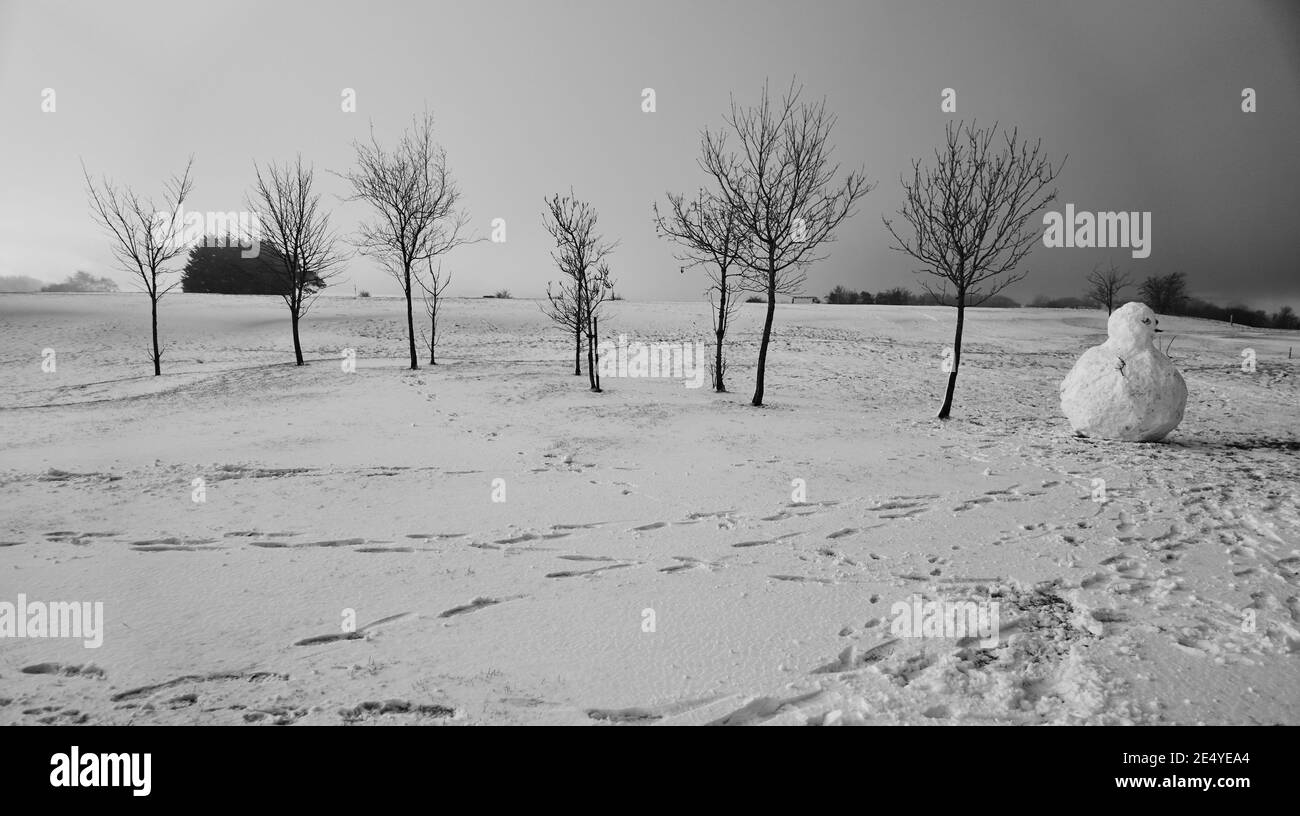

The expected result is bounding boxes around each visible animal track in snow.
[865,495,938,519]
[494,532,542,545]
[21,662,105,678]
[439,595,524,618]
[293,631,364,646]
[110,670,289,703]
[811,638,901,673]
[293,611,416,646]
[546,562,635,579]
[131,537,223,552]
[659,555,727,573]
[732,532,802,548]
[339,699,455,723]
[769,574,833,584]
[42,530,120,546]
[586,706,661,723]
[251,537,365,549]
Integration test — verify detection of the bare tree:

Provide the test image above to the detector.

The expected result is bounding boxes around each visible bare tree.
[248,155,347,365]
[541,191,617,391]
[884,120,1063,419]
[82,156,195,375]
[701,79,873,406]
[541,276,584,375]
[1085,262,1132,315]
[339,111,471,370]
[415,259,452,365]
[583,262,615,392]
[1139,272,1188,315]
[654,190,746,392]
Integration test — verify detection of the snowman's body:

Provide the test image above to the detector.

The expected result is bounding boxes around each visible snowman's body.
[1059,302,1187,442]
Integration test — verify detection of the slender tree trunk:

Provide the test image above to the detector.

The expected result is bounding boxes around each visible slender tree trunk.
[584,285,598,391]
[291,309,304,366]
[429,308,437,365]
[404,265,418,370]
[150,293,161,376]
[588,312,600,392]
[584,283,596,390]
[937,300,965,419]
[751,272,777,406]
[714,281,727,393]
[714,327,726,392]
[573,277,584,375]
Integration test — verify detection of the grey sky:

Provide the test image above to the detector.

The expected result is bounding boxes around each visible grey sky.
[2,0,1296,309]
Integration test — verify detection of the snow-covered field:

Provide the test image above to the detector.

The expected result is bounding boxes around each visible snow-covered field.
[1,292,1296,725]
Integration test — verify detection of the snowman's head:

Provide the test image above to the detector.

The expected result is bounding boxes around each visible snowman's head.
[1108,301,1160,349]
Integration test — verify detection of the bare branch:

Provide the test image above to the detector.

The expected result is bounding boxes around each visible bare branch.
[1084,261,1132,314]
[654,189,748,391]
[82,155,195,374]
[882,120,1064,417]
[541,191,617,390]
[697,78,873,404]
[248,154,349,364]
[335,110,476,369]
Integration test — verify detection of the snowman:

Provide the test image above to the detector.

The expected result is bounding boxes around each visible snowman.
[1059,302,1187,441]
